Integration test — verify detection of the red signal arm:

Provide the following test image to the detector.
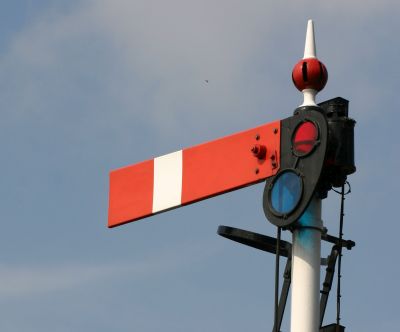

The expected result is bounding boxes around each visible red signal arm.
[108,120,281,228]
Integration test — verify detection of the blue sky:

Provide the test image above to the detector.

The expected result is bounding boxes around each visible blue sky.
[1,0,399,331]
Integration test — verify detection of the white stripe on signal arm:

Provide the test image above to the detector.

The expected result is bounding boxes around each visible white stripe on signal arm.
[152,150,183,213]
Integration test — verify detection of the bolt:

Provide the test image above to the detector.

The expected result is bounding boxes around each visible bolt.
[251,144,267,159]
[251,145,259,154]
[273,128,278,134]
[255,134,260,140]
[255,168,259,174]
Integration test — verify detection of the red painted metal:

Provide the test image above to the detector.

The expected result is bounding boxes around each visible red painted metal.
[292,58,328,92]
[181,121,280,205]
[108,160,154,228]
[108,120,281,228]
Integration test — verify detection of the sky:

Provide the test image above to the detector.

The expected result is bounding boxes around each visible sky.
[1,0,399,331]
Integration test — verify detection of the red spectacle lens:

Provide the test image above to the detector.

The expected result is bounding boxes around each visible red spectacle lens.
[292,121,318,156]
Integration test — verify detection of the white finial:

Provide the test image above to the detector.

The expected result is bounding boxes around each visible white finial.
[293,20,328,107]
[303,19,316,59]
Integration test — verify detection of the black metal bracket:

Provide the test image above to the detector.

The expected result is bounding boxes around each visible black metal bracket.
[322,228,355,250]
[217,225,354,331]
[217,226,291,257]
[217,226,291,332]
[320,324,345,332]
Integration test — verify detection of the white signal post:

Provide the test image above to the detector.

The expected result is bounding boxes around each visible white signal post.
[291,197,322,332]
[291,20,325,332]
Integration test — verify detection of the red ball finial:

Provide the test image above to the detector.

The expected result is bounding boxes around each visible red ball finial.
[292,58,328,92]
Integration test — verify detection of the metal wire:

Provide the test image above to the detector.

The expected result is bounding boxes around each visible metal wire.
[332,181,351,195]
[274,227,281,332]
[336,181,350,329]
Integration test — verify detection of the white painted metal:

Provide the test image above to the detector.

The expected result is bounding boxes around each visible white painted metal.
[152,150,183,213]
[300,89,318,107]
[290,197,322,332]
[303,19,317,59]
[301,20,318,107]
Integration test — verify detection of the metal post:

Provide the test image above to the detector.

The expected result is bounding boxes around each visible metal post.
[290,197,322,332]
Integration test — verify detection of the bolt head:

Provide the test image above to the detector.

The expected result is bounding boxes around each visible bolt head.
[251,144,266,159]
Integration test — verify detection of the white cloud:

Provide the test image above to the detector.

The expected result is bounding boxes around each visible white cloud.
[0,263,117,296]
[0,238,222,297]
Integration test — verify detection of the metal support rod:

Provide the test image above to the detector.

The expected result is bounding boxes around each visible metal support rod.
[320,246,340,326]
[272,256,292,332]
[291,197,322,332]
[336,184,346,327]
[274,227,281,332]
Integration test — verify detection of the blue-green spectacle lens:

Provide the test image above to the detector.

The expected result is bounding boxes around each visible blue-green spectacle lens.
[270,170,302,215]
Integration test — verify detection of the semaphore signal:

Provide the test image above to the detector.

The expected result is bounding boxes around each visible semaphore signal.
[107,19,356,332]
